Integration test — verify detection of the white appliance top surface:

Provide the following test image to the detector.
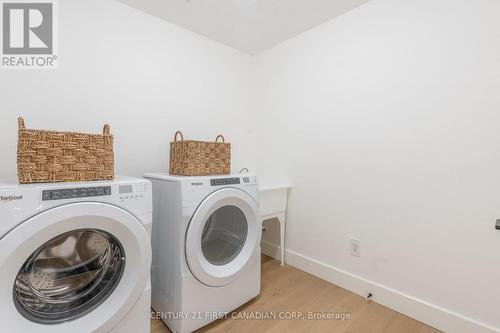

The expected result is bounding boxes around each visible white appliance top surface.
[144,172,256,182]
[0,175,148,189]
[0,176,152,238]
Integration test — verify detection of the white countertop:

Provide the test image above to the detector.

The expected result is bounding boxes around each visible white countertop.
[258,183,292,192]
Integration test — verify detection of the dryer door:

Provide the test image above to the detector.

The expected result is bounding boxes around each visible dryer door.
[185,188,261,287]
[0,202,151,333]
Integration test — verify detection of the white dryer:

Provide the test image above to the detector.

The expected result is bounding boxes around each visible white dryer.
[144,173,261,333]
[0,177,152,333]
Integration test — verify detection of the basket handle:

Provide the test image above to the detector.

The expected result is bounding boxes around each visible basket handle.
[18,117,25,130]
[215,135,225,143]
[103,124,111,135]
[174,131,184,142]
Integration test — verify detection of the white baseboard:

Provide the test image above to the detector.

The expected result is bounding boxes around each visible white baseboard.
[260,241,499,333]
[261,240,281,259]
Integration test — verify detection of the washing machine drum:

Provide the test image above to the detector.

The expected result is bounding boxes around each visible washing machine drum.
[14,229,125,323]
[186,188,261,287]
[0,202,151,332]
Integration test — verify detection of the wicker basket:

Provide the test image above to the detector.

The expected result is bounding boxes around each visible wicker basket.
[17,117,114,184]
[169,131,231,176]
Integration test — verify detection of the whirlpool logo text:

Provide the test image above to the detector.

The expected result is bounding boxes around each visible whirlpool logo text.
[0,195,23,202]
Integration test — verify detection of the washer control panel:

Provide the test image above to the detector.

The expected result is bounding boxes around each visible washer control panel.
[36,180,152,217]
[42,186,111,201]
[118,183,148,202]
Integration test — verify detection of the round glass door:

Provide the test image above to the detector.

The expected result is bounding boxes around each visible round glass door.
[201,205,248,266]
[13,229,125,324]
[186,188,261,287]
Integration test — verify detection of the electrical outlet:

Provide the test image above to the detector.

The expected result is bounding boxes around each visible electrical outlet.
[350,238,360,257]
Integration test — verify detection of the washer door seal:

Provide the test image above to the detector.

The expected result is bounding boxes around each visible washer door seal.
[0,202,151,332]
[14,228,126,324]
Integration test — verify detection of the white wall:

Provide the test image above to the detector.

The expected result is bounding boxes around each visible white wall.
[0,0,256,180]
[256,0,500,332]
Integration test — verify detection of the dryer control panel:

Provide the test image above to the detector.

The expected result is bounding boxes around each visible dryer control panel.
[209,176,257,187]
[145,173,259,208]
[210,178,240,186]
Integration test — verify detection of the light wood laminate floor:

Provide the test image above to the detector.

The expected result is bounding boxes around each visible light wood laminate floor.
[151,255,441,333]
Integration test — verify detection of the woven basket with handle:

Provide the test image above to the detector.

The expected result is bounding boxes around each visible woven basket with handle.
[17,117,114,184]
[169,131,231,176]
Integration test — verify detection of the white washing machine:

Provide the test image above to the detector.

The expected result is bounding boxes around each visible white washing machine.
[144,173,261,333]
[0,177,152,333]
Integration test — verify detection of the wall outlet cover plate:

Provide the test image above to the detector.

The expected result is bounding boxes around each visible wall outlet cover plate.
[350,238,361,257]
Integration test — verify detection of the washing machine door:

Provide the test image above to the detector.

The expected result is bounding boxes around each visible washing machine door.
[185,188,261,287]
[0,202,151,333]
